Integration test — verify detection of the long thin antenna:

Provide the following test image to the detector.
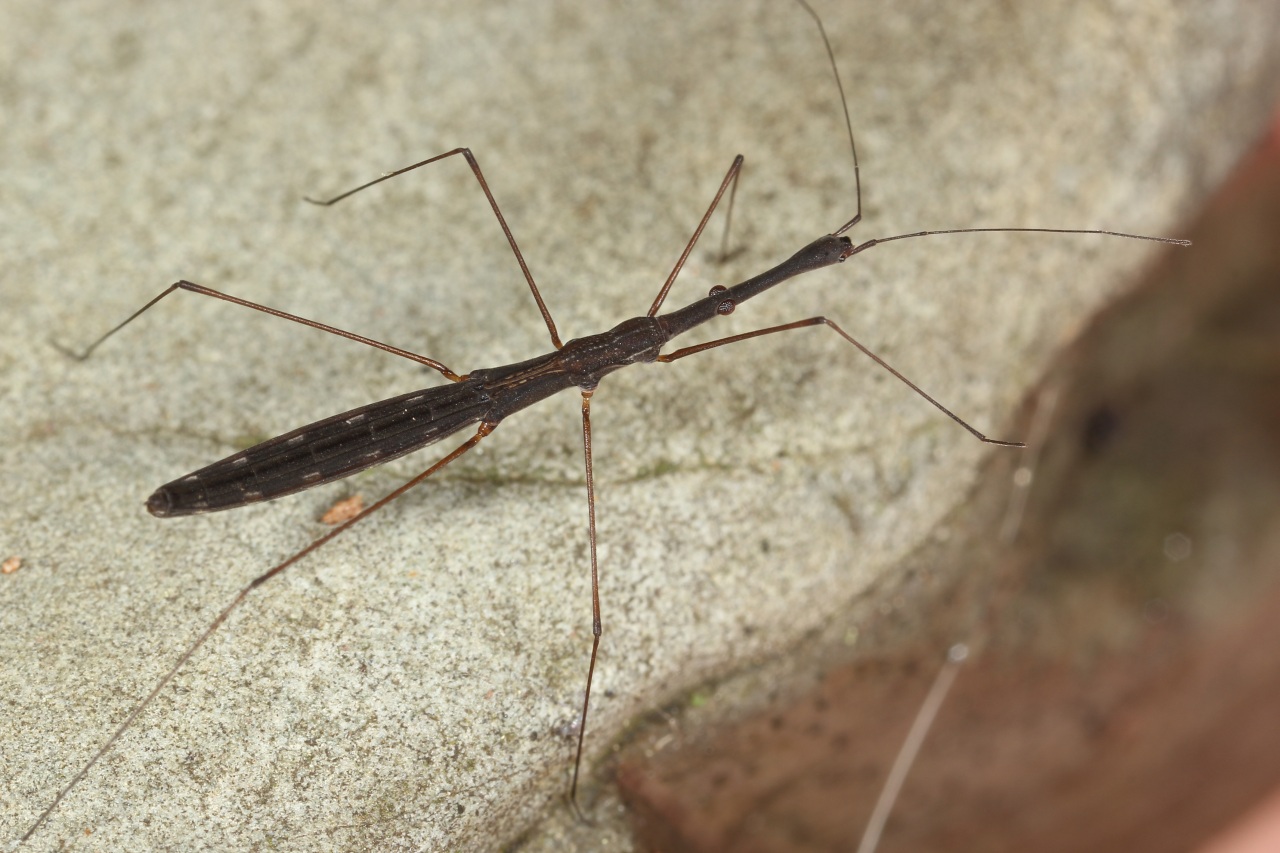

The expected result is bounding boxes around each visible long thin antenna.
[793,0,1190,252]
[849,227,1191,252]
[795,0,862,234]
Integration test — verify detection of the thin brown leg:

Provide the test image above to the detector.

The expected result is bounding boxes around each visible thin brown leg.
[306,147,563,349]
[646,155,744,318]
[658,317,1023,447]
[715,157,744,264]
[57,279,464,380]
[569,389,602,820]
[20,423,496,844]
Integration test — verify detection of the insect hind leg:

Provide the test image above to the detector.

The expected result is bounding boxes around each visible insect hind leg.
[55,279,464,380]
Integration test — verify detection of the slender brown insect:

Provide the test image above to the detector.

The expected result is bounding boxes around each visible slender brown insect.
[21,0,1188,843]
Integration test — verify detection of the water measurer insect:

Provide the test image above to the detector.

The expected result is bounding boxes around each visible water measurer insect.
[16,0,1190,846]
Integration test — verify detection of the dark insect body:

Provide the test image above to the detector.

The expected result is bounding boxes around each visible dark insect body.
[22,0,1187,842]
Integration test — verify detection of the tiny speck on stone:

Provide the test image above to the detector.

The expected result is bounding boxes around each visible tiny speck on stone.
[320,494,364,525]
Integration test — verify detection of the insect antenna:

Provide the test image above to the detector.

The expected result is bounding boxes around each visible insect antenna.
[797,1,1188,252]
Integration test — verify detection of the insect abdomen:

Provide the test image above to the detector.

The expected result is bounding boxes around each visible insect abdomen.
[148,380,492,516]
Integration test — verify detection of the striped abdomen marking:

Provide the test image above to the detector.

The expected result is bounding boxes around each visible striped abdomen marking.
[148,380,493,516]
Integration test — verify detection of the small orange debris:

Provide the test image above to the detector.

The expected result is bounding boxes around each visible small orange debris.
[1,556,21,575]
[320,494,364,525]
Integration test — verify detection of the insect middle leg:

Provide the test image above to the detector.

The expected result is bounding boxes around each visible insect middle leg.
[658,317,1024,446]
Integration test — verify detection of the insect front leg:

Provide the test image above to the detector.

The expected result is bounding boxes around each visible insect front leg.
[658,316,1023,447]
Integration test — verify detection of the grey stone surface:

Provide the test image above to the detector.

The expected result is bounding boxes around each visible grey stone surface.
[2,1,1276,850]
